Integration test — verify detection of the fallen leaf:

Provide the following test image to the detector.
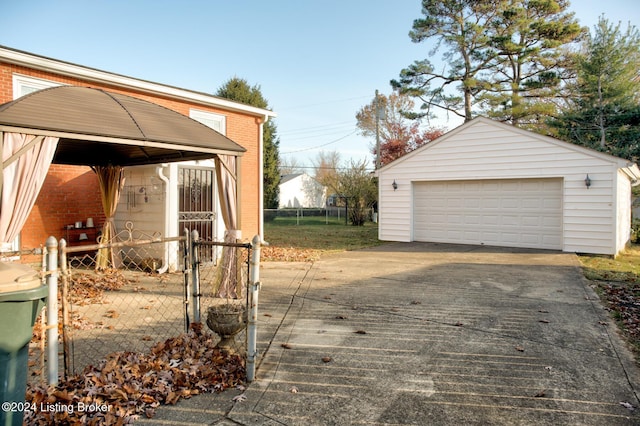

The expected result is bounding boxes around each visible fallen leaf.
[232,393,247,403]
[620,401,635,411]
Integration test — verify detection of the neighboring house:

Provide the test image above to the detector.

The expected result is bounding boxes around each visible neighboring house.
[278,173,326,208]
[377,117,640,256]
[0,46,275,265]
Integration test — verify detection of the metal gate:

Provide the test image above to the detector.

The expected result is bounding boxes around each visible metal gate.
[178,166,217,263]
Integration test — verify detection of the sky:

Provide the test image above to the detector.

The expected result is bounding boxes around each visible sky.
[1,0,639,171]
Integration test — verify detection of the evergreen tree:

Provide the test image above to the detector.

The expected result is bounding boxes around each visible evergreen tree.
[215,77,280,208]
[391,0,501,122]
[482,0,585,127]
[393,0,584,128]
[551,17,640,159]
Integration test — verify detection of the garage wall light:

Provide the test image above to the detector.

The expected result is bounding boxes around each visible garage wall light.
[392,180,398,191]
[585,174,592,189]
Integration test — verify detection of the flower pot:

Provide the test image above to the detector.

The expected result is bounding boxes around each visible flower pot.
[206,304,246,352]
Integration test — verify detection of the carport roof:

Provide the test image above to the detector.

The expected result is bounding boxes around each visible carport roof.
[0,85,246,166]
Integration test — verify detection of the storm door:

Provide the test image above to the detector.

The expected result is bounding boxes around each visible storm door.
[178,166,217,263]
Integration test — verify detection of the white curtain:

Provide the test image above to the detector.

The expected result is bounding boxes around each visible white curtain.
[214,154,240,298]
[0,132,58,246]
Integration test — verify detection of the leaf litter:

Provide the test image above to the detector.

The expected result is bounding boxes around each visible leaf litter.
[25,322,245,425]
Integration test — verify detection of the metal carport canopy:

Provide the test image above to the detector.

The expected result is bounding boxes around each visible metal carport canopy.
[0,85,246,166]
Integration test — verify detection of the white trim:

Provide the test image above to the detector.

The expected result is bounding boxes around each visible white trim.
[12,74,62,99]
[189,109,226,135]
[1,46,277,119]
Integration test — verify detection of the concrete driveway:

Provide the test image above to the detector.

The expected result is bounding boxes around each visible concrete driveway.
[141,242,640,425]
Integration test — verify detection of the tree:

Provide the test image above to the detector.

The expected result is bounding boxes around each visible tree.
[355,92,444,166]
[278,157,304,175]
[333,160,377,226]
[312,150,341,192]
[215,77,280,208]
[551,17,640,159]
[481,0,585,126]
[392,0,584,128]
[391,0,502,122]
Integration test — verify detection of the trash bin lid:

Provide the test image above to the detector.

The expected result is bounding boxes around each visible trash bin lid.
[0,262,41,294]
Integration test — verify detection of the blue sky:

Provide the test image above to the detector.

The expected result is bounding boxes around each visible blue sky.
[1,0,639,169]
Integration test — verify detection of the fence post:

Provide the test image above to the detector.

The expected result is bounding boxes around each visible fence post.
[246,234,263,382]
[183,228,191,333]
[191,229,201,324]
[58,239,70,380]
[45,236,58,385]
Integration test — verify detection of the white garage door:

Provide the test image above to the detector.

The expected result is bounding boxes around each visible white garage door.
[413,178,562,250]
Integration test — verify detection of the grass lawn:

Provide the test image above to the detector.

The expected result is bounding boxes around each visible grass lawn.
[262,216,382,261]
[579,246,640,360]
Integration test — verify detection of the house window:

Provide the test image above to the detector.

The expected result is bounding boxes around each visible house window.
[190,109,226,135]
[13,74,62,99]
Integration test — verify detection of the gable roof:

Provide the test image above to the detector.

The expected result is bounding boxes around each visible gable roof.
[0,45,276,120]
[378,116,640,180]
[0,86,246,166]
[280,173,304,184]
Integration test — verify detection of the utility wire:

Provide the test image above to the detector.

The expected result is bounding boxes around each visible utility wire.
[281,130,358,154]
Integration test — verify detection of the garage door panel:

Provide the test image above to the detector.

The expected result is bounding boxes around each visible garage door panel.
[413,178,562,250]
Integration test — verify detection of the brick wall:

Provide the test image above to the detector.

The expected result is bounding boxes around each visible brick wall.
[21,165,106,249]
[0,60,262,255]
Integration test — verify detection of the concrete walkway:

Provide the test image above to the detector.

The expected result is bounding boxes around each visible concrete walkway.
[138,242,640,425]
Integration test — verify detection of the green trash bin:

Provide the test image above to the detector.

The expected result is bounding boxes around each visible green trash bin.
[0,262,47,426]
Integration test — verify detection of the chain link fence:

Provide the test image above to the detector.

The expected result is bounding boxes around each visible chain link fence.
[18,226,256,385]
[60,237,188,377]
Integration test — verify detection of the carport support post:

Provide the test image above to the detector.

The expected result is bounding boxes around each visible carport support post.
[45,236,58,385]
[247,234,263,382]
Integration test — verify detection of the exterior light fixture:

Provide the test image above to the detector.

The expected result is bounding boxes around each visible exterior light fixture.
[392,180,398,191]
[585,174,591,189]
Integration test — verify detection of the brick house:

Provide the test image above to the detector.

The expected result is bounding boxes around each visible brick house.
[0,46,275,264]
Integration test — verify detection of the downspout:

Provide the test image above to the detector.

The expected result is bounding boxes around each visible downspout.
[258,115,268,240]
[156,165,170,273]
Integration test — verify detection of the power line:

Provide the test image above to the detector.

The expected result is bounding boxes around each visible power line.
[280,130,358,154]
[276,95,371,112]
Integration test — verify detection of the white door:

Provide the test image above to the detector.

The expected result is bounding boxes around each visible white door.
[413,178,562,250]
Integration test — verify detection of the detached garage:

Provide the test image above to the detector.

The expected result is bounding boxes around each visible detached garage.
[377,117,640,255]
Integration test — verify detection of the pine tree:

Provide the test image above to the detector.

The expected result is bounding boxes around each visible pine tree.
[552,17,640,159]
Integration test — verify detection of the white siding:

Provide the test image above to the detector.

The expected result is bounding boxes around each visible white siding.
[278,174,326,208]
[115,166,166,262]
[616,169,632,254]
[378,118,632,255]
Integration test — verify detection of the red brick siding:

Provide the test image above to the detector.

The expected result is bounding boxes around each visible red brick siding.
[0,61,262,252]
[21,166,105,246]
